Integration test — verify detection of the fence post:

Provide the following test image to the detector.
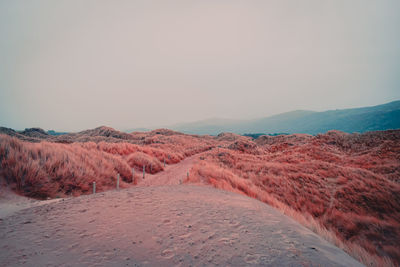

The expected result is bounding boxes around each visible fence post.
[187,171,189,179]
[143,165,145,179]
[93,182,96,194]
[132,168,135,182]
[164,158,166,167]
[117,173,120,190]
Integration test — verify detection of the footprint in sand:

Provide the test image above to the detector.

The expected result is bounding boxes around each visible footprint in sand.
[178,232,192,240]
[207,233,216,240]
[160,248,175,259]
[218,237,234,246]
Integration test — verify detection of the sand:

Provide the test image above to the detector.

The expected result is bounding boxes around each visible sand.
[0,183,62,219]
[136,153,197,187]
[0,156,364,266]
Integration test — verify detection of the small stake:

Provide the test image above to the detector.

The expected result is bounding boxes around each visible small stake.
[93,182,96,194]
[187,172,189,179]
[143,165,145,179]
[117,173,120,190]
[132,168,135,182]
[164,158,166,167]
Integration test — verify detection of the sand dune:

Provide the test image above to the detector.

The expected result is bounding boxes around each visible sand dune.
[0,184,62,219]
[0,183,363,266]
[2,128,398,265]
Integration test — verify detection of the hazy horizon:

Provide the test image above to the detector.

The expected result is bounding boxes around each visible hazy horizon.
[3,99,399,133]
[1,1,400,132]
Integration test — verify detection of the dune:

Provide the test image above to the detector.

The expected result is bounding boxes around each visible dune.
[1,128,398,266]
[0,183,62,219]
[0,184,363,266]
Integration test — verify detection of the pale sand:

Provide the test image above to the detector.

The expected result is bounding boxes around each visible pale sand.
[0,185,363,266]
[0,183,62,219]
[136,153,198,187]
[0,155,364,266]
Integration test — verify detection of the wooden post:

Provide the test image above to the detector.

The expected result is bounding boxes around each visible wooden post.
[187,172,189,179]
[164,158,166,167]
[150,164,152,173]
[143,165,145,179]
[117,173,120,190]
[93,182,96,194]
[132,168,135,182]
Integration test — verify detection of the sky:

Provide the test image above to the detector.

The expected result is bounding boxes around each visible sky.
[0,0,399,132]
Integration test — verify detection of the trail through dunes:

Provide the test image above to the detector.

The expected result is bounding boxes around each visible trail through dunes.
[0,183,363,266]
[136,153,199,187]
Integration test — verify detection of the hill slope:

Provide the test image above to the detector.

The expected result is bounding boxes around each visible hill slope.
[0,185,363,266]
[171,100,400,135]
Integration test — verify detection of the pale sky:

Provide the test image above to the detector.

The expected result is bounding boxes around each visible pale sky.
[1,0,399,131]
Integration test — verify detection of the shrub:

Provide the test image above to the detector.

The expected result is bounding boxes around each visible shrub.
[126,152,163,174]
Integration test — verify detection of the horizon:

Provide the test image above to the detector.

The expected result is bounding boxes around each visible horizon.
[2,98,399,133]
[1,1,400,132]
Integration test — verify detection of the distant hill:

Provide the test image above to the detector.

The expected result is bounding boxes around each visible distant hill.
[170,117,245,135]
[169,100,400,135]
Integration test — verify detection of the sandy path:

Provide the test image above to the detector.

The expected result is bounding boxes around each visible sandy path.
[0,153,199,219]
[0,185,363,266]
[136,154,199,187]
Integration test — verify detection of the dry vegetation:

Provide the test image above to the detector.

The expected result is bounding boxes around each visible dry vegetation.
[0,127,215,198]
[186,130,400,266]
[0,126,399,266]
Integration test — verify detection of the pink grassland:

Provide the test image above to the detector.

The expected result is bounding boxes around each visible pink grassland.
[0,128,399,266]
[0,129,215,198]
[184,130,400,266]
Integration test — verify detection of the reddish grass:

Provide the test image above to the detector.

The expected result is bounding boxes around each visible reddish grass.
[0,136,134,198]
[185,130,400,267]
[0,127,216,198]
[126,152,163,174]
[1,127,399,266]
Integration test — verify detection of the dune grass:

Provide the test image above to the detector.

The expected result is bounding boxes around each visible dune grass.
[0,128,399,266]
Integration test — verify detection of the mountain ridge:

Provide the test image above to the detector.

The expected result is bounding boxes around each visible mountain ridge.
[169,100,400,135]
